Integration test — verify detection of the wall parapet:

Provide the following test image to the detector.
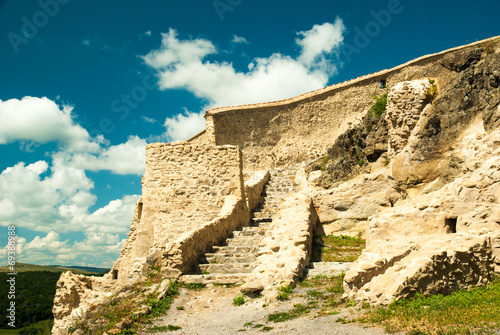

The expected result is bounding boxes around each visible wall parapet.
[244,170,270,211]
[161,195,250,277]
[205,37,497,117]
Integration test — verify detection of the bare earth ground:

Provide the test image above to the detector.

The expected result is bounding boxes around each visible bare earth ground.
[138,285,396,335]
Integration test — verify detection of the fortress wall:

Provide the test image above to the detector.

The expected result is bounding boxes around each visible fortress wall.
[110,142,246,284]
[202,38,494,172]
[140,142,245,248]
[244,170,270,211]
[186,130,212,145]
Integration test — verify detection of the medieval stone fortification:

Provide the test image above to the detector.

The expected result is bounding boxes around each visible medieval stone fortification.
[53,37,500,334]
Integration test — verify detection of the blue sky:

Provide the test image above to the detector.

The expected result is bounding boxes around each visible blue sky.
[0,0,498,268]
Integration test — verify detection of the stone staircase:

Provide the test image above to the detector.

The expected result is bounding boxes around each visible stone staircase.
[180,165,298,285]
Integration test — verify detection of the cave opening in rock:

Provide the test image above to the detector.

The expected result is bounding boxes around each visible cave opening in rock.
[112,269,118,280]
[445,217,457,233]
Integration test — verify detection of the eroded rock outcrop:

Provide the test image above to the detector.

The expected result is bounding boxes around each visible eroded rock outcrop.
[344,234,493,305]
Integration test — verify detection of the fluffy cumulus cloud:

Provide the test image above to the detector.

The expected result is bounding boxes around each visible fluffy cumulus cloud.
[143,19,346,141]
[54,136,146,175]
[0,159,139,233]
[0,96,144,266]
[0,97,146,175]
[163,108,205,142]
[0,97,98,152]
[296,18,346,74]
[0,231,127,267]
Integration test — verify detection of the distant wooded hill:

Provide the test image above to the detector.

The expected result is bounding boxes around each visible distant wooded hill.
[0,263,108,332]
[0,262,109,275]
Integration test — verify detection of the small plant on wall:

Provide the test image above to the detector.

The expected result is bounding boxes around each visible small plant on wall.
[425,79,438,100]
[369,93,388,118]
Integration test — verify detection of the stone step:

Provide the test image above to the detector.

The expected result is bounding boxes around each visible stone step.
[212,246,260,253]
[200,263,254,274]
[232,229,265,237]
[225,236,261,246]
[206,255,256,264]
[252,214,273,220]
[306,262,352,277]
[205,252,256,259]
[180,273,250,285]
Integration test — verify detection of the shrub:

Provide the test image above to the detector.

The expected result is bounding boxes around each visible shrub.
[369,93,388,118]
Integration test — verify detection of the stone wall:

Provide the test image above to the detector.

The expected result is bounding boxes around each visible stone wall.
[244,170,270,211]
[197,38,495,172]
[161,195,249,277]
[109,142,246,285]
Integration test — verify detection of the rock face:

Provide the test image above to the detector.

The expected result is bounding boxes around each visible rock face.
[344,235,493,305]
[52,272,109,335]
[53,37,500,334]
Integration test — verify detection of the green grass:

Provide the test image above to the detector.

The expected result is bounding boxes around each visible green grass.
[166,325,182,331]
[358,276,500,334]
[276,283,295,301]
[179,282,206,291]
[298,273,346,315]
[233,295,245,306]
[267,304,309,323]
[313,235,365,262]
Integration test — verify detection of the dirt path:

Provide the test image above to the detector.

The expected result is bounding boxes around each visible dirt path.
[138,285,393,335]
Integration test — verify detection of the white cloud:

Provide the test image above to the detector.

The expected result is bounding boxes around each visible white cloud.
[142,115,157,123]
[143,20,346,141]
[296,18,346,75]
[232,35,249,44]
[144,30,152,37]
[83,195,140,233]
[0,158,139,234]
[163,109,205,141]
[54,136,146,175]
[0,96,145,266]
[0,231,127,267]
[0,97,97,152]
[0,97,146,175]
[143,28,216,68]
[82,39,90,46]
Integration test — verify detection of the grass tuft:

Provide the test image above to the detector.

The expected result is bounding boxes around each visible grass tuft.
[267,304,309,323]
[233,295,245,306]
[313,235,365,263]
[179,282,206,291]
